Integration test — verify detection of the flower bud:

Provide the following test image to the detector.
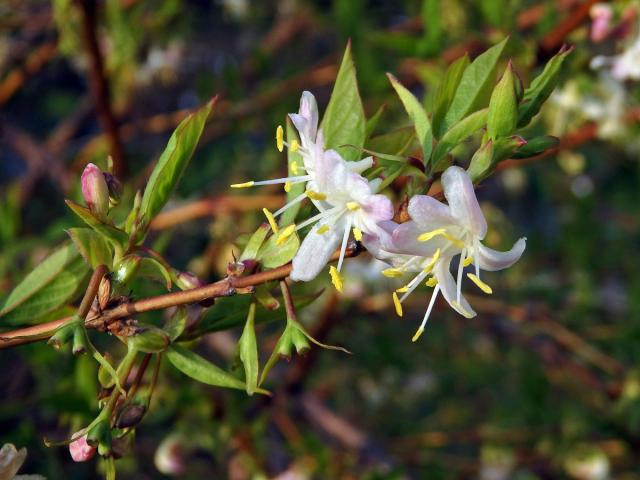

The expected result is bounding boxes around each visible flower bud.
[69,433,96,462]
[103,172,122,206]
[87,420,111,456]
[127,325,171,353]
[115,402,147,429]
[72,325,89,355]
[48,323,76,350]
[81,163,110,220]
[290,326,310,355]
[113,255,142,286]
[98,276,111,311]
[175,271,204,291]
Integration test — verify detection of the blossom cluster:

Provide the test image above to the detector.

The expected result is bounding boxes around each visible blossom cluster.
[232,92,526,340]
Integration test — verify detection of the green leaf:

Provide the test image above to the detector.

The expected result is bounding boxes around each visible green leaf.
[66,228,113,269]
[518,46,572,127]
[365,104,386,138]
[65,200,128,248]
[443,37,509,131]
[387,73,433,163]
[166,344,262,392]
[140,98,215,229]
[257,231,300,269]
[319,42,365,161]
[467,140,494,183]
[487,62,518,140]
[280,120,305,226]
[432,108,488,164]
[366,127,415,157]
[432,54,470,138]
[239,224,270,262]
[1,257,89,325]
[238,302,259,395]
[0,244,79,316]
[164,306,188,341]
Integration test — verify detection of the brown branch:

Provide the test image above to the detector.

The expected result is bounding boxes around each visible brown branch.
[539,0,605,56]
[0,41,58,106]
[0,243,362,349]
[77,0,126,178]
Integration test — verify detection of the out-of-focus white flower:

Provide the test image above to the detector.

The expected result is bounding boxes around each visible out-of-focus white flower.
[0,444,27,479]
[591,20,640,80]
[365,167,525,341]
[154,434,186,476]
[564,445,610,480]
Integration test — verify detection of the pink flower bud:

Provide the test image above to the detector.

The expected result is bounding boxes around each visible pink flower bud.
[175,271,204,290]
[81,163,110,219]
[69,433,96,462]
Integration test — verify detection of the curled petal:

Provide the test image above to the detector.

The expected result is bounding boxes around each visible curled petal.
[408,195,456,230]
[290,224,341,282]
[434,260,476,318]
[477,238,526,272]
[441,166,487,239]
[298,91,319,140]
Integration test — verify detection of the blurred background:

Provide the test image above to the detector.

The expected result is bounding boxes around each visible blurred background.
[2,0,640,478]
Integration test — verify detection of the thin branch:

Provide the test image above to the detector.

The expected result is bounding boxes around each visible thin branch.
[77,0,126,178]
[0,242,362,349]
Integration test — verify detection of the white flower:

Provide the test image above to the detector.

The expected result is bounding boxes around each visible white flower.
[591,26,640,80]
[290,148,394,291]
[364,166,525,341]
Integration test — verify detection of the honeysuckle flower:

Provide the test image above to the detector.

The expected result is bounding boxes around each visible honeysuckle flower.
[591,23,640,80]
[289,148,393,291]
[364,166,525,341]
[230,91,375,231]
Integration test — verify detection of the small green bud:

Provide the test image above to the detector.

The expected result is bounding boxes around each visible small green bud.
[113,255,142,285]
[511,135,559,159]
[275,327,294,360]
[467,141,494,183]
[48,323,76,350]
[72,325,89,355]
[290,326,310,355]
[127,325,171,353]
[487,61,518,140]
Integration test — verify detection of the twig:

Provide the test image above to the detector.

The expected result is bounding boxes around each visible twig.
[0,41,58,106]
[0,243,362,349]
[77,0,126,178]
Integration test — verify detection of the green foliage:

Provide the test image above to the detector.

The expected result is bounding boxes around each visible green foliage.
[432,54,470,138]
[431,108,488,165]
[66,228,114,269]
[139,99,215,231]
[65,201,129,248]
[238,302,259,395]
[256,231,300,269]
[319,42,366,161]
[487,63,518,140]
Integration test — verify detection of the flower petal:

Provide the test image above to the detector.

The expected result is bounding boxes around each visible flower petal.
[391,221,449,257]
[408,195,456,229]
[299,91,319,139]
[360,194,394,225]
[290,224,341,282]
[434,259,476,318]
[476,238,526,271]
[441,166,487,238]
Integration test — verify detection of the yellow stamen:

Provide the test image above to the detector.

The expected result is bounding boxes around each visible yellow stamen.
[290,161,300,174]
[382,268,404,278]
[290,139,300,152]
[263,208,279,233]
[392,292,403,317]
[276,125,284,152]
[463,256,474,267]
[329,266,343,292]
[230,181,255,188]
[317,225,330,234]
[396,286,409,293]
[346,202,360,211]
[276,224,296,245]
[284,181,292,193]
[467,273,493,294]
[352,227,362,241]
[422,248,441,273]
[417,228,447,242]
[442,233,465,249]
[306,190,327,201]
[412,327,424,342]
[425,277,438,287]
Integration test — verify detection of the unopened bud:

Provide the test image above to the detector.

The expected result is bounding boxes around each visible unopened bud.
[113,255,142,286]
[127,325,171,353]
[290,326,310,355]
[175,271,204,291]
[103,172,122,206]
[276,327,293,360]
[48,323,76,350]
[72,325,89,355]
[98,276,111,311]
[69,432,96,462]
[87,420,111,456]
[115,402,147,429]
[81,163,110,220]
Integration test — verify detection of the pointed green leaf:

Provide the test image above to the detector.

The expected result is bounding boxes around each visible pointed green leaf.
[319,42,365,161]
[432,108,488,164]
[365,104,386,138]
[138,257,173,290]
[239,224,271,261]
[366,127,415,157]
[387,73,433,163]
[238,302,259,395]
[66,228,113,269]
[167,344,265,393]
[140,98,215,229]
[511,136,559,158]
[443,37,509,131]
[432,54,470,138]
[257,231,300,269]
[518,46,573,127]
[66,200,129,247]
[164,306,188,341]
